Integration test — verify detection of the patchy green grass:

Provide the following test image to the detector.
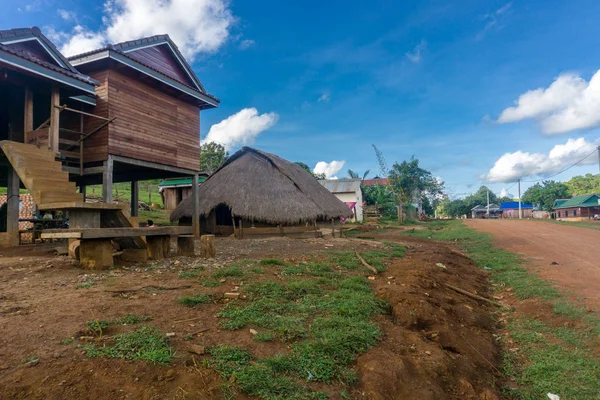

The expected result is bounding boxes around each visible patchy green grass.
[544,219,600,232]
[505,317,600,399]
[139,209,174,226]
[60,338,74,345]
[83,326,174,365]
[87,314,152,334]
[200,278,222,287]
[218,276,385,380]
[207,345,327,400]
[212,266,246,279]
[76,282,95,289]
[254,332,274,342]
[178,266,204,279]
[87,319,112,335]
[179,294,213,307]
[115,314,153,325]
[201,247,404,399]
[404,220,600,399]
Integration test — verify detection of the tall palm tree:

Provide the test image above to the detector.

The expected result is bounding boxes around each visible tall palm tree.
[347,169,370,182]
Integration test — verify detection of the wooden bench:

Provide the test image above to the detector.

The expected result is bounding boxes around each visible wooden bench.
[41,226,194,269]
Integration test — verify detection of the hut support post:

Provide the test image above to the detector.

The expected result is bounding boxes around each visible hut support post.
[49,86,60,155]
[80,184,86,201]
[192,174,200,237]
[6,168,20,246]
[130,181,139,217]
[232,217,237,239]
[313,220,318,238]
[331,218,335,238]
[102,156,113,203]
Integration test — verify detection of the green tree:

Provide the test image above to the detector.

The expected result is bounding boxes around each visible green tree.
[363,184,394,206]
[295,162,326,180]
[200,142,229,174]
[438,198,470,218]
[522,180,570,210]
[463,186,497,210]
[388,157,444,204]
[565,174,600,196]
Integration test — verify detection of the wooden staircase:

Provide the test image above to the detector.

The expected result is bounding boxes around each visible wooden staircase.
[0,140,82,206]
[0,140,145,249]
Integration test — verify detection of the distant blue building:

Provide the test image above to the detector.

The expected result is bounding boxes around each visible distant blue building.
[499,202,534,219]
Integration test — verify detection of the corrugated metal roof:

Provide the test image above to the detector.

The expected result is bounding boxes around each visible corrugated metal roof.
[362,178,389,187]
[500,202,533,209]
[472,204,500,211]
[553,194,600,209]
[318,178,361,193]
[158,176,206,188]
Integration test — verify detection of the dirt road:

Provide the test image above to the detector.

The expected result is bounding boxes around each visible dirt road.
[467,219,600,310]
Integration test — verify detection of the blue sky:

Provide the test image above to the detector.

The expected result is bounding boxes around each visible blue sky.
[4,0,600,198]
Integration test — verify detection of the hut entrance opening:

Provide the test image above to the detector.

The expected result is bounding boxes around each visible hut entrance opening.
[215,203,233,226]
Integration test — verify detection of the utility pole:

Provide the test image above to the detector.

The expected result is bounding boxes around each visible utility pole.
[518,178,522,220]
[486,187,490,217]
[597,146,600,174]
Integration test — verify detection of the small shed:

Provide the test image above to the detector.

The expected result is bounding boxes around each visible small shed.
[319,178,363,222]
[471,204,500,219]
[170,147,353,237]
[159,176,207,210]
[500,202,534,219]
[553,194,600,221]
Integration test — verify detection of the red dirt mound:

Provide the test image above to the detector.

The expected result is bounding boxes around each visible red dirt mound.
[356,236,502,400]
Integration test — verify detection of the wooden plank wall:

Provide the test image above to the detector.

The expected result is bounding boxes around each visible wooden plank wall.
[106,69,200,171]
[126,46,194,87]
[83,70,110,163]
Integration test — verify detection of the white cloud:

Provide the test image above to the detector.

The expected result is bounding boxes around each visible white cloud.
[314,160,345,179]
[60,26,106,58]
[477,3,512,40]
[204,108,278,150]
[239,39,255,50]
[58,9,76,21]
[497,70,600,134]
[485,137,598,183]
[500,188,513,198]
[318,92,330,103]
[405,40,426,63]
[498,73,586,123]
[55,0,235,59]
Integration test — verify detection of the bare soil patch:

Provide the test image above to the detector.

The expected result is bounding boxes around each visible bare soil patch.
[0,234,501,399]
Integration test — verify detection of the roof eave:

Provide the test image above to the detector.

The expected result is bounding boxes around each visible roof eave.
[0,49,97,95]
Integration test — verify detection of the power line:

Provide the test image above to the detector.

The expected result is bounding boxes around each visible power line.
[521,148,598,183]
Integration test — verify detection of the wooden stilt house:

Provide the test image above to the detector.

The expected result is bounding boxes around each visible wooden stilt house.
[0,27,216,261]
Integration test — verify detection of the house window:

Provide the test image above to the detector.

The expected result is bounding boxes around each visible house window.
[557,211,561,217]
[574,210,577,217]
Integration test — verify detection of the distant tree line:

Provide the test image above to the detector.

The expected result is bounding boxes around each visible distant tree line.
[437,173,600,217]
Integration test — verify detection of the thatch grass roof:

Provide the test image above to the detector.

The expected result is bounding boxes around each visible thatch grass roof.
[170,147,353,224]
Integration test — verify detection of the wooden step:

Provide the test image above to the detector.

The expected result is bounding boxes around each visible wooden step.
[38,202,126,211]
[38,192,83,204]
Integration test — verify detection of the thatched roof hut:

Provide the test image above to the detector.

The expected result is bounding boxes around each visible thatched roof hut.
[170,147,353,225]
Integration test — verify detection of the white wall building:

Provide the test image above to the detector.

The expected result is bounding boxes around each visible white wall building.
[318,179,363,222]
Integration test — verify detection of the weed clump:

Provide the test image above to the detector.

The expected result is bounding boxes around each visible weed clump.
[83,326,173,364]
[179,294,212,306]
